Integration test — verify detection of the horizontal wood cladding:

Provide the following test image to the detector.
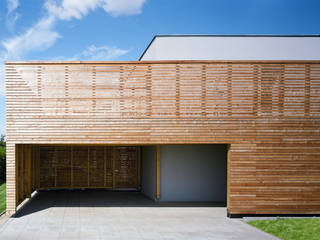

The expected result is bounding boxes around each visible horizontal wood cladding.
[6,61,320,215]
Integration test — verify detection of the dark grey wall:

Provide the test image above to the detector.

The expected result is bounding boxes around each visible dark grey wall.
[141,146,156,200]
[160,145,227,202]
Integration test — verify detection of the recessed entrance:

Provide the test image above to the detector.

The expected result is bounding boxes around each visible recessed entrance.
[15,144,228,207]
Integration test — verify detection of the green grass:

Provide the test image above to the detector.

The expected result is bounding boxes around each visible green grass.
[248,218,320,240]
[0,182,5,214]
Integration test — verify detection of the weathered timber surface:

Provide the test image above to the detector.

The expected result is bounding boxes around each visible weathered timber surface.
[5,60,320,215]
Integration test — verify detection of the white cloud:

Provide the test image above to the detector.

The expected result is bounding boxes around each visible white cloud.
[75,45,128,60]
[7,0,19,15]
[6,0,20,31]
[45,0,146,20]
[54,45,128,61]
[103,0,146,17]
[45,0,102,20]
[2,16,60,60]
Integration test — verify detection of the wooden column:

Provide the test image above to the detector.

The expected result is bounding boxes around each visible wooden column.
[54,147,57,188]
[137,147,141,187]
[88,146,90,187]
[21,145,31,198]
[156,145,160,199]
[28,145,32,196]
[15,145,19,205]
[37,145,40,189]
[70,146,73,187]
[31,145,34,192]
[104,146,107,187]
[113,147,116,190]
[227,144,231,209]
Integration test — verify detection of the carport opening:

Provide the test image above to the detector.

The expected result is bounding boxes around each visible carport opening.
[15,144,228,215]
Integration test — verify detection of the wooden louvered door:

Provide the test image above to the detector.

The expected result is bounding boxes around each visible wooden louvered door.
[114,147,138,189]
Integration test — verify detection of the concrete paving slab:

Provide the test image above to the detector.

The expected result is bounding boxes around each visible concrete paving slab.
[0,190,278,240]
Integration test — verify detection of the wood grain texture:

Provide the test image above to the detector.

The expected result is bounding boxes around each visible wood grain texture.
[6,60,320,215]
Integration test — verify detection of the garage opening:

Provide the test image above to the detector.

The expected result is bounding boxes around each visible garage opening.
[15,144,227,210]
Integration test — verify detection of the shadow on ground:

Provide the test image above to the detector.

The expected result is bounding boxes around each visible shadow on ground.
[13,190,226,218]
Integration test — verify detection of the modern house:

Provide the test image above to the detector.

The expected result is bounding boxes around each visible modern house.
[5,35,320,217]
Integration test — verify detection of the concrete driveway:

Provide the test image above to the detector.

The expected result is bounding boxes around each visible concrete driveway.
[0,190,278,240]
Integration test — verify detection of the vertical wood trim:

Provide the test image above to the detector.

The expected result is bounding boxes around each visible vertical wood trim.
[18,144,24,202]
[15,145,18,205]
[23,145,27,198]
[201,64,207,117]
[88,146,90,187]
[175,64,180,117]
[253,65,259,116]
[104,146,106,187]
[37,66,42,97]
[92,66,96,113]
[227,64,232,116]
[65,65,69,114]
[37,145,40,189]
[70,146,73,187]
[279,64,285,116]
[305,64,311,116]
[119,66,124,113]
[113,147,116,190]
[31,145,34,192]
[146,65,152,117]
[54,147,57,188]
[33,145,36,192]
[23,145,31,198]
[227,144,231,209]
[28,145,32,197]
[137,146,141,187]
[156,145,160,199]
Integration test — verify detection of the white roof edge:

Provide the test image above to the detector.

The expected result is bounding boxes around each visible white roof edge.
[139,34,320,60]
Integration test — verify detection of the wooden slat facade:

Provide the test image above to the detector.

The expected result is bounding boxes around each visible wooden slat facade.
[5,60,320,215]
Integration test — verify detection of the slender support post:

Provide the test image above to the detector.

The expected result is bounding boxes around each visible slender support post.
[71,146,73,187]
[137,147,141,187]
[27,145,32,197]
[104,146,107,187]
[37,146,40,189]
[54,147,57,188]
[227,144,231,209]
[156,145,160,199]
[113,147,116,190]
[88,146,90,187]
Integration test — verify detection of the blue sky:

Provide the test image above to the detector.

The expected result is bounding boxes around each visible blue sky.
[0,0,320,135]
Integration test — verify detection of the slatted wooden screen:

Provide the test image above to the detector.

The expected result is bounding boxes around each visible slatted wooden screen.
[6,60,320,215]
[15,145,137,205]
